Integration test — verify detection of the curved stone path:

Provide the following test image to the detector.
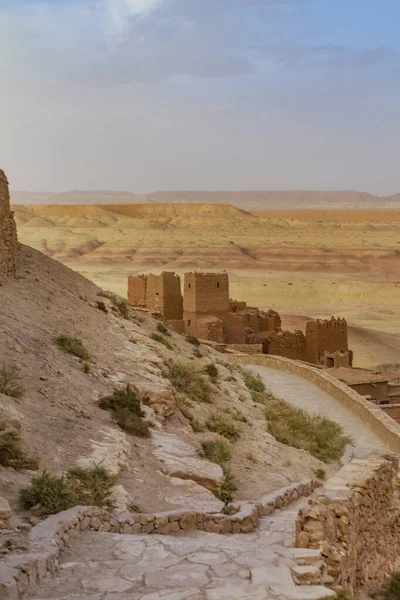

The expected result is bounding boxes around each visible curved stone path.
[29,498,334,600]
[29,365,388,600]
[248,365,391,458]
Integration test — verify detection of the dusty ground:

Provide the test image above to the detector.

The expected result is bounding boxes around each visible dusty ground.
[13,205,400,368]
[0,245,326,551]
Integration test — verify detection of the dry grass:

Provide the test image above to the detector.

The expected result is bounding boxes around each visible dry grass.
[150,332,174,350]
[371,572,400,600]
[55,335,90,361]
[263,394,350,462]
[243,371,266,393]
[186,335,201,347]
[204,363,219,382]
[0,363,25,398]
[200,439,232,465]
[163,360,212,403]
[205,412,240,441]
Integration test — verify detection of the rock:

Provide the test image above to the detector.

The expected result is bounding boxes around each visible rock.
[0,497,11,528]
[110,484,132,514]
[76,426,131,476]
[135,380,176,418]
[152,431,224,494]
[296,532,310,548]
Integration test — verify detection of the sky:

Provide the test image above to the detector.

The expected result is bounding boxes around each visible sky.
[1,0,400,194]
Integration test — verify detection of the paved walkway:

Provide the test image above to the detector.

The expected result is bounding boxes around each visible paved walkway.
[248,366,390,458]
[30,499,334,600]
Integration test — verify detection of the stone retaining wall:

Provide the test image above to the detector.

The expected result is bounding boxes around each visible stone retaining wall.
[229,354,400,453]
[295,456,400,595]
[0,479,319,599]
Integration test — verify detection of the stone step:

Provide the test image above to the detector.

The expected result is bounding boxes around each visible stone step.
[276,547,323,565]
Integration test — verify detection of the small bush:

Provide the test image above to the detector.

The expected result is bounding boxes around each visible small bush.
[163,361,212,403]
[190,419,205,433]
[205,412,240,441]
[204,363,218,382]
[201,439,232,465]
[371,572,400,600]
[230,409,249,423]
[19,466,116,516]
[0,422,39,470]
[96,300,108,313]
[314,468,326,479]
[219,465,237,506]
[99,386,151,438]
[264,396,351,462]
[193,348,203,358]
[82,362,90,374]
[0,363,25,398]
[186,335,200,347]
[98,291,129,319]
[55,336,90,361]
[150,333,174,350]
[156,323,170,336]
[243,371,265,393]
[177,395,193,420]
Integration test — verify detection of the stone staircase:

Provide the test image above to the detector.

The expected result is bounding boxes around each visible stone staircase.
[28,501,335,600]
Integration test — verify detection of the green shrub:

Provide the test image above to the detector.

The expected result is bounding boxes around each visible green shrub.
[156,323,170,336]
[0,363,25,398]
[150,333,174,350]
[264,396,351,462]
[314,468,326,479]
[99,386,151,438]
[219,465,237,506]
[0,422,39,470]
[19,466,116,516]
[205,412,240,441]
[243,371,265,393]
[186,335,200,347]
[55,336,90,360]
[163,361,212,403]
[204,363,218,382]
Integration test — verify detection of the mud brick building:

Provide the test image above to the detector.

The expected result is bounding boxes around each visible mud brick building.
[127,271,352,367]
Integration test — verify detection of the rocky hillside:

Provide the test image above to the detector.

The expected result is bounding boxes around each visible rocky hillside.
[0,244,325,541]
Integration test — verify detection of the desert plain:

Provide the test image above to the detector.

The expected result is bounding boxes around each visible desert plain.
[12,200,400,369]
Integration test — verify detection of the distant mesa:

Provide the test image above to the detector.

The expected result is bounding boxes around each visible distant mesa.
[10,189,400,210]
[127,270,352,368]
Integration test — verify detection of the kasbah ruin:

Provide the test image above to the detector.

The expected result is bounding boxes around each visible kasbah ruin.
[128,271,400,417]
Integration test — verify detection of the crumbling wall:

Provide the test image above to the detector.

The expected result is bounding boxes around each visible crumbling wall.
[262,330,306,361]
[183,272,230,314]
[296,456,400,595]
[196,316,224,343]
[224,313,246,344]
[128,275,147,308]
[306,317,348,364]
[259,309,282,333]
[0,169,18,283]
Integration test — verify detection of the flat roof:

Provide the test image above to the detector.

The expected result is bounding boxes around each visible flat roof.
[329,367,390,385]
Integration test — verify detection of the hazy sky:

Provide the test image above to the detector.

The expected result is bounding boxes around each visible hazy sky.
[2,0,400,194]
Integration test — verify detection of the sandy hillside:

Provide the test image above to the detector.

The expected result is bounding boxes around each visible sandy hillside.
[0,244,326,547]
[12,203,400,367]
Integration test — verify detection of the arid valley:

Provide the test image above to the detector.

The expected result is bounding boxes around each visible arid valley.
[12,198,400,369]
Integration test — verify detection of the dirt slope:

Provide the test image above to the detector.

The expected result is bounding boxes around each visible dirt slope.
[0,245,324,540]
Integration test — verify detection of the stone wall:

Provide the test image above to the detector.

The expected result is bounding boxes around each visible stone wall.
[196,316,224,343]
[183,272,230,314]
[128,272,183,320]
[262,330,306,361]
[0,479,319,599]
[127,275,147,308]
[228,354,400,454]
[295,456,400,594]
[0,169,18,283]
[305,318,348,365]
